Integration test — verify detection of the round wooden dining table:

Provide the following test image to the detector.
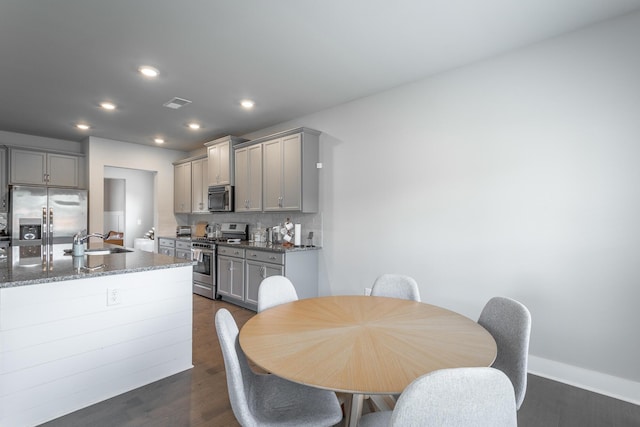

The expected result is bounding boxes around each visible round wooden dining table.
[239,295,497,426]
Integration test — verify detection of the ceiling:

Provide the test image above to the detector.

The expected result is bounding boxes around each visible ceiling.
[1,0,639,152]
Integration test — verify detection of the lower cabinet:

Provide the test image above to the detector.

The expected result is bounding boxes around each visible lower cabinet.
[175,240,192,260]
[217,247,245,301]
[158,238,176,257]
[245,250,285,306]
[217,245,318,311]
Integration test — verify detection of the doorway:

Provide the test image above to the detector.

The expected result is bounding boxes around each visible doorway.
[104,178,125,237]
[103,167,155,247]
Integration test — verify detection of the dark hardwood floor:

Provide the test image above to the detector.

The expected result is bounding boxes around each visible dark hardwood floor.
[41,295,640,427]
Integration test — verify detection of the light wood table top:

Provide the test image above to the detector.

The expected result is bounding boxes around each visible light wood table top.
[239,295,497,395]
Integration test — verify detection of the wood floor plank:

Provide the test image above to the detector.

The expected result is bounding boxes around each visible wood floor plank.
[40,295,640,427]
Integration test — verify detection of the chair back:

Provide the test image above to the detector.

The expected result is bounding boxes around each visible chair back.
[371,274,421,301]
[257,275,299,312]
[477,296,531,410]
[391,367,517,426]
[214,308,257,426]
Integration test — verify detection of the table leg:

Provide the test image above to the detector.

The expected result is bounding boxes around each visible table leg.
[348,394,364,427]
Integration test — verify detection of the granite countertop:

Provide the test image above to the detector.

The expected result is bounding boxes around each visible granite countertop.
[156,235,321,252]
[0,242,193,288]
[216,240,321,253]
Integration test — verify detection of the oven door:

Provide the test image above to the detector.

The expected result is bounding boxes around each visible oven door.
[193,248,216,299]
[193,248,214,283]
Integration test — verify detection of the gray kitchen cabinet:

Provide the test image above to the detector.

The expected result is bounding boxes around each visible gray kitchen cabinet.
[158,237,176,257]
[206,135,247,186]
[245,250,284,306]
[0,147,7,212]
[191,156,208,213]
[217,246,245,301]
[260,128,320,213]
[10,148,81,187]
[217,244,319,311]
[234,144,262,212]
[173,161,191,213]
[175,239,192,260]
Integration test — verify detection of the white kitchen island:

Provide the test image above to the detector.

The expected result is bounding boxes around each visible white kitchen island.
[0,244,193,427]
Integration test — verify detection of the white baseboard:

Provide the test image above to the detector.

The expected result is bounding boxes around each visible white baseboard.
[528,355,640,405]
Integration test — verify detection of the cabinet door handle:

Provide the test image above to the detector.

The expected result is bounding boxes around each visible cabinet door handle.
[251,253,257,257]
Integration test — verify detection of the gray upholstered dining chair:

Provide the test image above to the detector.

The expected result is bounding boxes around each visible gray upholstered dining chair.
[215,308,343,426]
[257,275,299,312]
[357,367,517,427]
[370,274,421,301]
[477,296,531,410]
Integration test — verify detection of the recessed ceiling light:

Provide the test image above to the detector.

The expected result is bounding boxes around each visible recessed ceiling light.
[241,99,255,109]
[154,138,165,144]
[188,122,201,130]
[100,102,116,110]
[76,123,90,130]
[138,65,159,78]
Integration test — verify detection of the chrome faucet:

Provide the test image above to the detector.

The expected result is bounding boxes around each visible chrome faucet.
[72,230,106,256]
[73,230,106,245]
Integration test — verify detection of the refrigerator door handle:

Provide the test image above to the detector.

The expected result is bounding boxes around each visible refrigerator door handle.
[42,207,48,242]
[49,208,54,245]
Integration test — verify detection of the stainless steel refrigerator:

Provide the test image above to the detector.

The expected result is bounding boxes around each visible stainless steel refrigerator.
[9,185,88,246]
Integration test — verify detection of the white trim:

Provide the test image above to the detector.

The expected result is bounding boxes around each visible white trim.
[528,356,640,405]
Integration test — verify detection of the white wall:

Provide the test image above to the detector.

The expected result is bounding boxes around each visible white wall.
[86,137,187,239]
[243,11,640,401]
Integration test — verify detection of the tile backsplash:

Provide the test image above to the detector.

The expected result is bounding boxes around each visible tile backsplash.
[179,212,323,247]
[0,212,6,233]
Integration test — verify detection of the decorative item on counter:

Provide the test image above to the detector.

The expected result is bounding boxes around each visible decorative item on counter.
[144,227,155,240]
[206,223,217,239]
[281,218,295,247]
[195,221,208,238]
[307,231,314,247]
[253,228,266,243]
[272,224,282,243]
[294,224,301,246]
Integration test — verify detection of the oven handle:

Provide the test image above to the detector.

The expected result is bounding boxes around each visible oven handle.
[191,248,214,254]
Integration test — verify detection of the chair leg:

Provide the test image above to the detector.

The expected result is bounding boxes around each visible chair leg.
[347,394,364,427]
[368,394,396,411]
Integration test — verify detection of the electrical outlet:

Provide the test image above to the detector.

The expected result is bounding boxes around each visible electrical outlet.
[107,288,122,306]
[364,287,372,296]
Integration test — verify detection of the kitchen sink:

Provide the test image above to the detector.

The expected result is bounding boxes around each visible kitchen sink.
[85,247,133,255]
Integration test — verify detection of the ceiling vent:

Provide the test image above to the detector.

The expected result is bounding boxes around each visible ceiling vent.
[163,97,192,109]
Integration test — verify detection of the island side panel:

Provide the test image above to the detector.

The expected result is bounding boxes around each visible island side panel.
[0,265,193,427]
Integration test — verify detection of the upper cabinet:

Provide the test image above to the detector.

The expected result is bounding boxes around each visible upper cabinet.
[191,157,208,213]
[205,136,247,186]
[0,147,7,212]
[10,148,81,187]
[235,144,262,212]
[235,127,320,213]
[263,134,303,211]
[174,161,192,213]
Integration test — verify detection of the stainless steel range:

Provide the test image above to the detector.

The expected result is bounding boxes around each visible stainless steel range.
[191,222,248,299]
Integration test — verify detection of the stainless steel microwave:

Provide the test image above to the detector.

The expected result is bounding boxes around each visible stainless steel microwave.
[208,185,233,212]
